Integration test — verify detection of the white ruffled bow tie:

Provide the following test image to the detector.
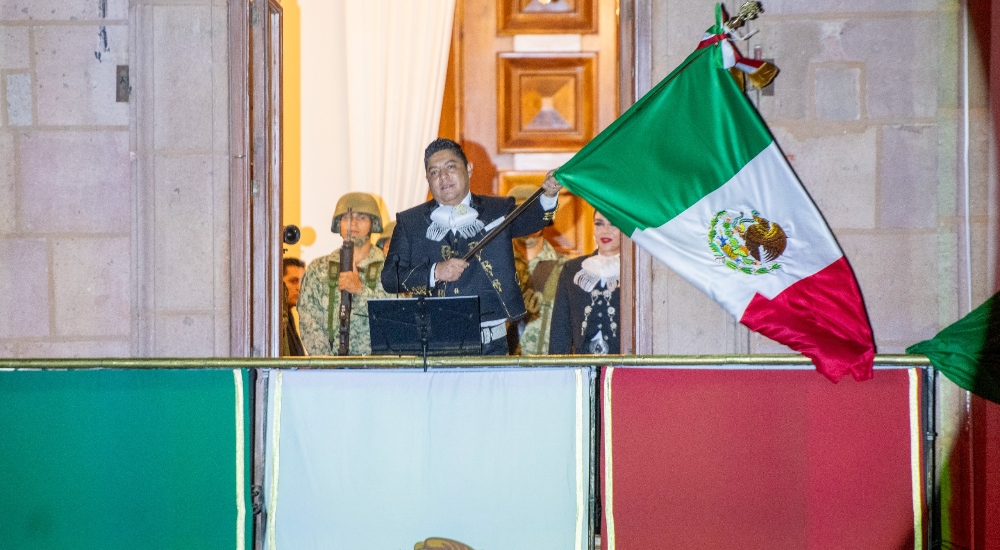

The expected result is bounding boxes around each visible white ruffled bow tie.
[574,253,621,292]
[426,194,484,241]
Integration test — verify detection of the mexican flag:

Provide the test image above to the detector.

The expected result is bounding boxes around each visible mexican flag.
[553,12,875,382]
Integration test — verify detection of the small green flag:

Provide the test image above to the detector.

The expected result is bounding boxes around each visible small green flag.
[907,292,1000,405]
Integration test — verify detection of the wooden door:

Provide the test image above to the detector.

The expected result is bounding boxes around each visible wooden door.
[443,0,618,257]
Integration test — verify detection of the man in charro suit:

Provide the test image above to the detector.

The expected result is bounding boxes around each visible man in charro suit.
[382,138,562,355]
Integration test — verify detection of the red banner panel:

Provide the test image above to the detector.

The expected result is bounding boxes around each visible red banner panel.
[603,368,922,550]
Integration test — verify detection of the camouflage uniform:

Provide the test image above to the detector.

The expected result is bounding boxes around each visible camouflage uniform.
[298,245,387,355]
[518,240,568,355]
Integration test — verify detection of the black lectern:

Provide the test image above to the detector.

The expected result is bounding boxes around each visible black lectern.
[368,296,482,369]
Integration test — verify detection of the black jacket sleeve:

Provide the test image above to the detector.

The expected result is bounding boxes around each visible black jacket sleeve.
[381,215,431,294]
[507,195,553,239]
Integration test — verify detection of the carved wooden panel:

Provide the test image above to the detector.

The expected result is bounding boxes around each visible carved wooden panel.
[498,54,596,152]
[497,0,597,35]
[499,171,595,256]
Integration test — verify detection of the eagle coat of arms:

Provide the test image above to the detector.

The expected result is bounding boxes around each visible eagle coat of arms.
[708,210,787,275]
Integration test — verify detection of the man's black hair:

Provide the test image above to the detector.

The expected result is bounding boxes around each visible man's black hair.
[423,138,468,169]
[282,257,305,274]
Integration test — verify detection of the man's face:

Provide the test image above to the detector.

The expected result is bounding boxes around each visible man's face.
[339,212,373,246]
[283,265,305,307]
[426,149,472,206]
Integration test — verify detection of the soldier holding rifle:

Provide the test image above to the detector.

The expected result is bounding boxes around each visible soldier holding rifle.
[299,192,388,355]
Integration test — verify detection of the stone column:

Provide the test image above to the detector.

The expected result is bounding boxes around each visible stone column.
[131,0,232,356]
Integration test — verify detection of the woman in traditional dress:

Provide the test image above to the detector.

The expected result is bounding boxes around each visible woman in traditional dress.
[548,210,621,354]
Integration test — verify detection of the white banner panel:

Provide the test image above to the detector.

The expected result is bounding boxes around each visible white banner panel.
[265,368,591,550]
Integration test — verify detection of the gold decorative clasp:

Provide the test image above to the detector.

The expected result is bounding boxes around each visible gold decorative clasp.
[725,1,762,31]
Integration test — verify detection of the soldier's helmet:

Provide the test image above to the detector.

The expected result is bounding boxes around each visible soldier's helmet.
[376,220,396,249]
[505,183,540,205]
[331,192,384,234]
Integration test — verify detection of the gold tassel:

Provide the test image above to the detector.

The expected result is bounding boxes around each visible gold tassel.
[747,61,779,89]
[729,67,746,90]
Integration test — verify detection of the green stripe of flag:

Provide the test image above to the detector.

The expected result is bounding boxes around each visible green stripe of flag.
[554,46,773,236]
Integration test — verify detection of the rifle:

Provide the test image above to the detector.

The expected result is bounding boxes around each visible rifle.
[337,209,354,355]
[461,187,544,261]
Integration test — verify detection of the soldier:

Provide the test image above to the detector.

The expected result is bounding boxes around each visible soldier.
[298,192,388,355]
[506,184,569,355]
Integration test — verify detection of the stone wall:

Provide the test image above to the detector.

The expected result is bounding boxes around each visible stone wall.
[1,1,993,359]
[0,0,131,357]
[0,0,232,357]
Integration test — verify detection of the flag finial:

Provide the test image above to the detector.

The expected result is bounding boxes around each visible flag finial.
[725,1,763,31]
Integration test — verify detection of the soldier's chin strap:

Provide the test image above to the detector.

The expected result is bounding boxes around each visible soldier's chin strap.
[461,187,545,261]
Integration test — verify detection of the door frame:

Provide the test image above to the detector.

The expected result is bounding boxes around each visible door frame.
[618,0,653,354]
[230,0,650,355]
[229,0,283,359]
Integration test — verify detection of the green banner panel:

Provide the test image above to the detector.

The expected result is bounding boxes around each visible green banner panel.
[0,369,251,550]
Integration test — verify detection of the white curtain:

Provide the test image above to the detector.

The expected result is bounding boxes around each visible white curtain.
[343,0,456,220]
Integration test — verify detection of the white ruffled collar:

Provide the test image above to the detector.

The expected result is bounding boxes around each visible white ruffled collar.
[574,253,620,292]
[426,193,484,241]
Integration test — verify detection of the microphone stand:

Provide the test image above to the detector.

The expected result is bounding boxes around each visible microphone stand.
[416,295,430,372]
[387,254,401,298]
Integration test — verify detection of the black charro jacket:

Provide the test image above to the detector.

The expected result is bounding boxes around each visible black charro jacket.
[382,193,553,323]
[548,253,622,355]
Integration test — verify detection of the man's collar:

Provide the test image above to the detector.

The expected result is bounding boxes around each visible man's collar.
[435,192,473,208]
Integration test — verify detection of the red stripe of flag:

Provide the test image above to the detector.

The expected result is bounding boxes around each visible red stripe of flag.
[740,256,875,382]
